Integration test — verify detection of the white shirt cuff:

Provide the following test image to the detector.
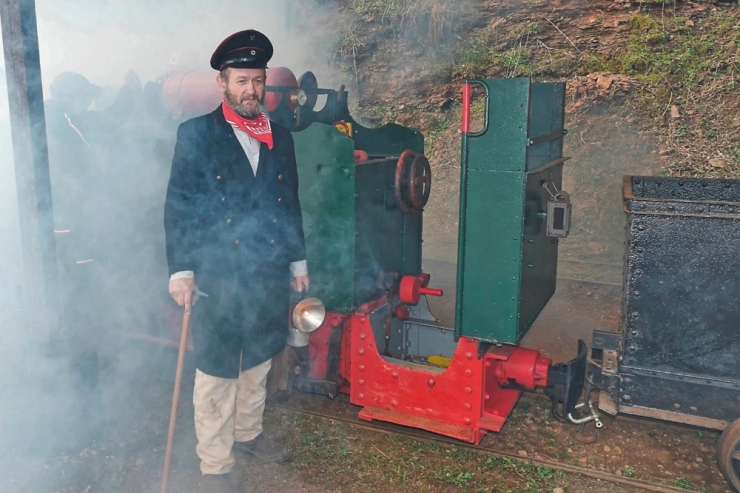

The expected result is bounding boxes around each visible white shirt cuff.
[170,270,195,282]
[290,260,308,277]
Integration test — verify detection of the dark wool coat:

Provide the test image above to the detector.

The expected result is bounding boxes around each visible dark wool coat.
[164,108,306,378]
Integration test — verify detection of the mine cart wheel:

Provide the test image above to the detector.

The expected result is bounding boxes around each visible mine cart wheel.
[409,154,431,211]
[717,418,740,492]
[395,150,431,213]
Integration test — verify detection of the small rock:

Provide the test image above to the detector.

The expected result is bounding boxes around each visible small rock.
[614,446,622,454]
[696,457,704,463]
[670,105,680,118]
[579,457,588,464]
[603,445,612,453]
[709,159,727,168]
[686,19,695,26]
[518,450,528,458]
[553,488,564,493]
[597,74,614,90]
[658,149,673,156]
[567,448,573,453]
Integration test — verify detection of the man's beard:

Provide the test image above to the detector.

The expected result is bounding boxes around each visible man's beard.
[225,88,263,119]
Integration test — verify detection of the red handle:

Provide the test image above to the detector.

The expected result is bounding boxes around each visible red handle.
[419,287,443,297]
[399,274,443,305]
[461,83,471,134]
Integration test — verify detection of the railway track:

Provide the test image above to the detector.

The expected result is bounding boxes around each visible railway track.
[273,391,711,493]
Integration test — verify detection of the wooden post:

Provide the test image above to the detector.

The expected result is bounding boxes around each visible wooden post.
[1,0,61,340]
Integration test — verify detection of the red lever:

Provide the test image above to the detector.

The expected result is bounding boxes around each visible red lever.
[399,274,443,305]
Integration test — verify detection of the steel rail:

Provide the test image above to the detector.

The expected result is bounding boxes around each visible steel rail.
[272,400,702,493]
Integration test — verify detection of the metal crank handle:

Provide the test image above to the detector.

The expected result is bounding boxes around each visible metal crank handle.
[568,400,604,428]
[568,413,604,428]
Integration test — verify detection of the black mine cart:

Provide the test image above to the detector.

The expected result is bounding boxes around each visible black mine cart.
[588,175,740,492]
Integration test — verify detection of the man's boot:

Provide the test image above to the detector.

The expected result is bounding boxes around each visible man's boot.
[198,472,239,493]
[233,433,291,462]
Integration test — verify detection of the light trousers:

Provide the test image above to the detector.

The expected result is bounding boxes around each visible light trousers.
[192,358,272,475]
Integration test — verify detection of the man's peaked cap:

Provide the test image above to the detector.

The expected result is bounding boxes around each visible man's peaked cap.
[210,30,273,71]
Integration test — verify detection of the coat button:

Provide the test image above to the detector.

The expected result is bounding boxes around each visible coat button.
[234,239,240,245]
[278,174,283,180]
[226,218,232,224]
[216,175,222,180]
[278,197,282,202]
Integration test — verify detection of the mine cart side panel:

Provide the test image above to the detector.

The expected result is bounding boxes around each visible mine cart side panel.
[457,78,564,344]
[294,124,356,312]
[618,175,740,425]
[294,123,423,314]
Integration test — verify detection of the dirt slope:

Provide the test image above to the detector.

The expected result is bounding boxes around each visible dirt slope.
[330,0,739,282]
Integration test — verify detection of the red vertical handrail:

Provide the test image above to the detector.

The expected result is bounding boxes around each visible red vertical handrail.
[461,83,471,134]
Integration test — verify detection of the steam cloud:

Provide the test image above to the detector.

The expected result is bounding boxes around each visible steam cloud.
[0,1,345,490]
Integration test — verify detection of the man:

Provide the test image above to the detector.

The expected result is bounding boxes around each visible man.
[163,30,309,492]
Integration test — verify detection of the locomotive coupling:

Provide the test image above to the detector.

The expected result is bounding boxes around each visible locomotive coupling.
[544,340,602,431]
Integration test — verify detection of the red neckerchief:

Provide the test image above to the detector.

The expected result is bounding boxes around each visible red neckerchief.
[221,100,273,150]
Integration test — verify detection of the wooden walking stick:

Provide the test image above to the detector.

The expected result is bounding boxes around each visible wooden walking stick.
[161,304,192,493]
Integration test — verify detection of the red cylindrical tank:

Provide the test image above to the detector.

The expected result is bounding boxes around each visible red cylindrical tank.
[161,71,222,119]
[265,67,298,112]
[160,67,299,118]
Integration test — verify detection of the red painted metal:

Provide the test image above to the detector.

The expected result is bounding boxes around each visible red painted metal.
[159,67,300,118]
[462,83,471,133]
[480,346,551,432]
[394,304,410,321]
[161,71,222,119]
[346,297,552,444]
[338,316,352,394]
[354,150,368,162]
[490,345,550,391]
[265,66,298,112]
[399,274,443,305]
[306,311,346,381]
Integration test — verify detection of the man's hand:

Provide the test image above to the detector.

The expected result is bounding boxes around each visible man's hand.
[291,275,310,294]
[169,278,199,308]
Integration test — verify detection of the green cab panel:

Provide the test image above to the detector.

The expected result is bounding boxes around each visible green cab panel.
[456,78,566,344]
